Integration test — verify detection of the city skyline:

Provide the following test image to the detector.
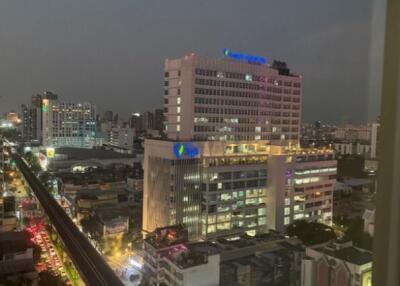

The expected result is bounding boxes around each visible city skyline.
[0,0,377,124]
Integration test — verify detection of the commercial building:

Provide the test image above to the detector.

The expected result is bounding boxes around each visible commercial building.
[143,50,336,242]
[107,127,136,153]
[21,91,97,148]
[21,91,58,144]
[269,148,337,231]
[47,147,138,172]
[301,241,372,286]
[164,52,302,145]
[143,139,336,240]
[143,225,220,286]
[42,100,96,148]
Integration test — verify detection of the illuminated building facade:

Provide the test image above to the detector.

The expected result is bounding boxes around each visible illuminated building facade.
[143,139,336,239]
[164,52,302,145]
[42,100,96,148]
[21,91,96,148]
[144,50,336,241]
[21,91,58,144]
[268,149,337,230]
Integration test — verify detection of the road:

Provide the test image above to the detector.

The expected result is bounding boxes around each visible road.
[14,153,124,286]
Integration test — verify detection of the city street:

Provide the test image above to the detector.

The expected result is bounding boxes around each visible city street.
[27,224,72,285]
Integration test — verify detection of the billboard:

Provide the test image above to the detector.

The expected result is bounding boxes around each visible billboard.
[46,147,55,158]
[362,271,372,286]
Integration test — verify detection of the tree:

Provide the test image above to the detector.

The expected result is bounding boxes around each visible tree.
[286,220,337,245]
[38,172,54,194]
[80,216,99,238]
[38,271,64,286]
[343,217,373,250]
[24,151,42,174]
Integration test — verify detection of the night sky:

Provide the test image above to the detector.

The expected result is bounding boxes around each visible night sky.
[0,0,380,123]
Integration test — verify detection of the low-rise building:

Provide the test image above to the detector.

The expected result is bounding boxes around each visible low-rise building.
[93,207,130,238]
[47,147,138,172]
[301,241,372,286]
[144,225,220,286]
[0,232,38,285]
[143,225,306,286]
[218,234,304,286]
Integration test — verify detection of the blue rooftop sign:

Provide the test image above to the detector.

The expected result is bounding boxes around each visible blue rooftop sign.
[223,48,267,65]
[173,142,199,159]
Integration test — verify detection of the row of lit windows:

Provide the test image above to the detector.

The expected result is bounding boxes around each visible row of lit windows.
[194,87,300,99]
[194,68,301,89]
[294,167,337,175]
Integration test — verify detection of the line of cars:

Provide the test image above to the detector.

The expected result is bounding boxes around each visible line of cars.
[31,226,72,285]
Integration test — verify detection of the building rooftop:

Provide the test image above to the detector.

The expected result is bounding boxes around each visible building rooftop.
[95,206,130,223]
[55,147,136,160]
[160,241,220,270]
[145,225,189,249]
[317,245,372,265]
[59,169,128,186]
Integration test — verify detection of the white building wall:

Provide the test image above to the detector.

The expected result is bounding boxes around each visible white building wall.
[164,54,302,145]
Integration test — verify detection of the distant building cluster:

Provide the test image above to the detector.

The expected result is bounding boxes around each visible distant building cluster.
[301,121,380,160]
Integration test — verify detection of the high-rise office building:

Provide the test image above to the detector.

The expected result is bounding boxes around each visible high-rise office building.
[42,100,96,148]
[143,50,336,240]
[21,91,58,144]
[164,52,302,145]
[21,91,96,148]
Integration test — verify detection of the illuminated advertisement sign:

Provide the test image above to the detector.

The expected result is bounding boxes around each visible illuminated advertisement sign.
[46,147,55,158]
[362,271,372,286]
[42,99,49,112]
[223,48,267,65]
[173,142,199,159]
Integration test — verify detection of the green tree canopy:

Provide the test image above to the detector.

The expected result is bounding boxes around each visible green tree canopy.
[286,220,337,245]
[343,217,373,250]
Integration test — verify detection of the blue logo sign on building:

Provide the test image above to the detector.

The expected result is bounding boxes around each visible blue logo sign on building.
[223,48,268,65]
[173,142,200,159]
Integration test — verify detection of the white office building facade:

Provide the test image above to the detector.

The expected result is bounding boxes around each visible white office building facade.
[164,54,302,145]
[41,98,96,148]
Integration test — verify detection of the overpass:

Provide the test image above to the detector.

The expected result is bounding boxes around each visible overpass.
[13,154,124,286]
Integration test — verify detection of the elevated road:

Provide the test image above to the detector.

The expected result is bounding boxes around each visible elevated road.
[13,154,124,286]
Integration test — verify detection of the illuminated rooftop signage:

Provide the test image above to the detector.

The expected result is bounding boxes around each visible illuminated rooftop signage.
[223,48,267,65]
[173,142,199,159]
